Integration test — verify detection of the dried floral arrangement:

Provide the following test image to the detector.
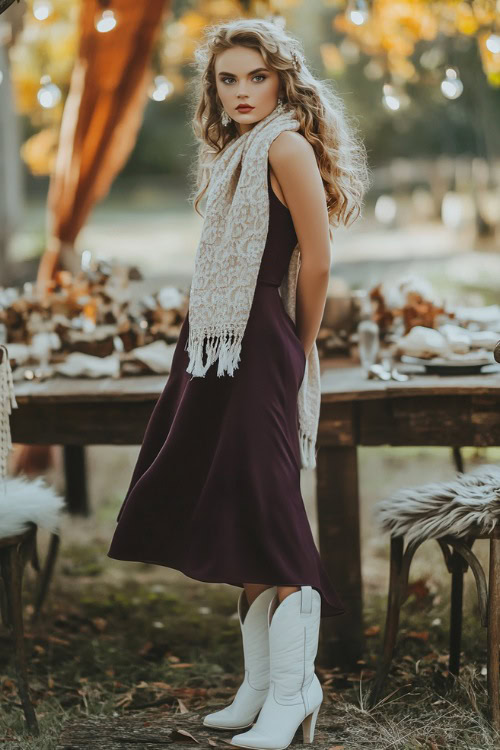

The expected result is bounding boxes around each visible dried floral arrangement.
[370,277,452,337]
[0,261,189,377]
[368,276,500,363]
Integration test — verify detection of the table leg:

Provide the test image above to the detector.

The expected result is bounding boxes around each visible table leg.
[449,548,465,676]
[487,536,500,729]
[316,445,364,668]
[0,542,39,734]
[63,446,89,516]
[32,532,60,621]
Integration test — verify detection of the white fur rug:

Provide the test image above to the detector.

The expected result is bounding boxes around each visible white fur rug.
[0,475,66,538]
[373,464,500,545]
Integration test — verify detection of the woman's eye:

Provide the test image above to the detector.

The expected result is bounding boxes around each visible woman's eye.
[221,75,266,84]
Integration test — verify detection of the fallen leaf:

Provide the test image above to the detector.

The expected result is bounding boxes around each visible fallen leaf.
[177,697,189,713]
[47,635,70,646]
[114,690,135,708]
[405,630,429,641]
[172,728,200,742]
[422,651,439,662]
[176,686,207,697]
[406,578,430,601]
[436,653,450,664]
[91,617,107,632]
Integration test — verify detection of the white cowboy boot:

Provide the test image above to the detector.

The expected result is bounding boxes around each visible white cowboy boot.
[203,586,277,730]
[231,586,323,749]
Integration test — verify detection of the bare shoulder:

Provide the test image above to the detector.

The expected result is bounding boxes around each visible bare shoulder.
[268,131,317,172]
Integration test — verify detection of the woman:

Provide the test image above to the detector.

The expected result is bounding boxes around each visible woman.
[108,17,369,749]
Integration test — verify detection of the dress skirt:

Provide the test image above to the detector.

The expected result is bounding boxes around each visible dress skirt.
[108,163,346,619]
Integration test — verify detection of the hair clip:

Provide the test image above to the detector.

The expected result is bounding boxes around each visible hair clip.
[291,50,302,71]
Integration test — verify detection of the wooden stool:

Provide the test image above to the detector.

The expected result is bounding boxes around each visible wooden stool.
[367,521,500,729]
[0,523,40,735]
[0,344,64,734]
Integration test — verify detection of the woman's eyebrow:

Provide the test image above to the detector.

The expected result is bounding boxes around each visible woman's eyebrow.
[217,67,269,76]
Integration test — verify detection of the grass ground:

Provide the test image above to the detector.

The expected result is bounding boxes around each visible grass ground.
[2,447,500,749]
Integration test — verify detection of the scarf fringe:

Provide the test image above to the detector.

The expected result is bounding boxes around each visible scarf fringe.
[299,428,317,470]
[185,329,243,378]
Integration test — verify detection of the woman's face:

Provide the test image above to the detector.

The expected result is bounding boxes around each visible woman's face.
[214,45,281,135]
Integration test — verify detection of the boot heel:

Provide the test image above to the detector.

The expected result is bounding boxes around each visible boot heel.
[302,704,320,743]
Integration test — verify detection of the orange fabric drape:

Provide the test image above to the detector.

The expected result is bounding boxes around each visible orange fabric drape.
[20,0,169,477]
[38,0,169,289]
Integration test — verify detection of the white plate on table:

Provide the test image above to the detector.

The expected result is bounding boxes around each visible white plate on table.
[401,353,495,375]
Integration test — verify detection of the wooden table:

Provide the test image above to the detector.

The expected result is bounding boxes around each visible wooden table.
[10,361,500,667]
[316,360,500,666]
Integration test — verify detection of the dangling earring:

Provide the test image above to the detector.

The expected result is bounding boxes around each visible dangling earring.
[275,97,285,114]
[220,108,230,126]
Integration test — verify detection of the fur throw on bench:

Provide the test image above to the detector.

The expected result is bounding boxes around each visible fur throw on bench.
[0,475,65,539]
[373,464,500,545]
[1,345,65,539]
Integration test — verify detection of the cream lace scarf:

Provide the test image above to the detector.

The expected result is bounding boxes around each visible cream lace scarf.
[185,106,322,470]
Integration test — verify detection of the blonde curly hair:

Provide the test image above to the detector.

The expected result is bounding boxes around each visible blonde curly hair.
[186,17,370,230]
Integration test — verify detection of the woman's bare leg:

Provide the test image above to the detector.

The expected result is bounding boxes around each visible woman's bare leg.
[277,585,299,603]
[243,584,300,607]
[244,583,274,606]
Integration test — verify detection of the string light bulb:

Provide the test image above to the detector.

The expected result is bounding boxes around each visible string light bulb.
[382,84,400,110]
[33,0,53,21]
[148,75,174,102]
[485,33,500,54]
[95,8,117,33]
[37,74,61,108]
[347,0,369,26]
[382,83,410,112]
[440,67,463,99]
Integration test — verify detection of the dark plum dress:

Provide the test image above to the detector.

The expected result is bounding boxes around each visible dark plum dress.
[107,162,346,619]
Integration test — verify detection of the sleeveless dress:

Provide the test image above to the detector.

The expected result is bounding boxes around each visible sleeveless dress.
[107,161,346,619]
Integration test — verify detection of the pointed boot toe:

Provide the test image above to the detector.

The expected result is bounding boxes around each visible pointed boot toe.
[230,729,275,749]
[203,587,276,730]
[202,678,265,729]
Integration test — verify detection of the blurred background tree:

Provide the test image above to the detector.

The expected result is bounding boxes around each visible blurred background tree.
[5,0,499,185]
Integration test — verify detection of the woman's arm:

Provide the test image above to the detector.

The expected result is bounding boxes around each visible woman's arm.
[268,131,331,359]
